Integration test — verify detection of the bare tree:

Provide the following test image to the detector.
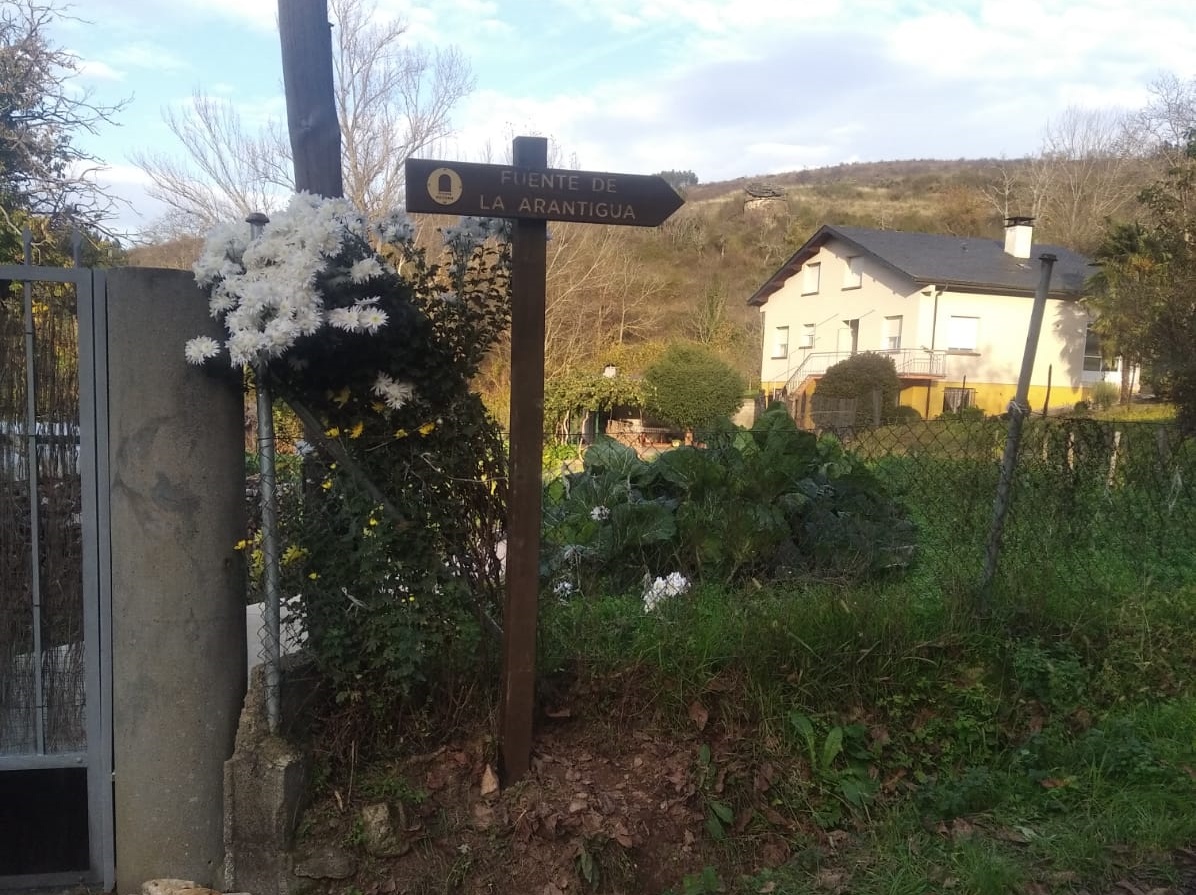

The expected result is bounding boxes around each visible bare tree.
[1035,106,1139,251]
[133,92,287,228]
[541,223,665,376]
[0,0,128,238]
[1131,73,1196,167]
[331,0,472,215]
[979,156,1052,225]
[135,0,473,232]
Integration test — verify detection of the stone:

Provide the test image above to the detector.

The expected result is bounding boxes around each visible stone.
[360,802,411,858]
[291,842,357,880]
[480,764,499,797]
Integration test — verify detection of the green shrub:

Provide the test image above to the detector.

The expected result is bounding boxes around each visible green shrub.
[1090,380,1119,411]
[939,405,985,422]
[541,405,916,595]
[643,342,745,435]
[813,352,902,428]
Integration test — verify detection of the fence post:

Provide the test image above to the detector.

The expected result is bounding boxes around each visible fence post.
[979,254,1056,607]
[246,212,282,734]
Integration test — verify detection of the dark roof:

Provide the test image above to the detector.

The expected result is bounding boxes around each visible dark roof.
[747,224,1093,306]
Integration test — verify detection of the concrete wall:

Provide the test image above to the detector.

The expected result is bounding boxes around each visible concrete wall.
[106,268,246,893]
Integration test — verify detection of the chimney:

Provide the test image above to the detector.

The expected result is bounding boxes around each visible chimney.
[1004,216,1034,259]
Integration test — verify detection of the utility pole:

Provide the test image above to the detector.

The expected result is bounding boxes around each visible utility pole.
[278,0,344,199]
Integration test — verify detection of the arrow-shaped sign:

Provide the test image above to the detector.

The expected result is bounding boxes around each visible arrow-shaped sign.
[405,158,684,227]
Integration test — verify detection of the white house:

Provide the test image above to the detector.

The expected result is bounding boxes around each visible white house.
[749,218,1123,421]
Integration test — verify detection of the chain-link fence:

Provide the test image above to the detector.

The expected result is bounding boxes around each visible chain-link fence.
[839,416,1196,598]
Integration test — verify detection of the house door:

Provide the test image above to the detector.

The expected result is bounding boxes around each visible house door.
[0,256,114,891]
[837,319,859,355]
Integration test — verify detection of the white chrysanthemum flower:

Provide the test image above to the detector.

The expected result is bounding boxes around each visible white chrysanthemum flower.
[642,572,690,612]
[374,209,415,245]
[372,373,414,411]
[358,306,388,334]
[349,257,383,283]
[328,306,362,332]
[590,505,610,521]
[228,328,269,366]
[184,336,222,365]
[189,193,405,366]
[263,316,301,353]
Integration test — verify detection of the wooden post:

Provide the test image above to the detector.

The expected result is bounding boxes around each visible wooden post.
[278,0,344,199]
[500,136,549,782]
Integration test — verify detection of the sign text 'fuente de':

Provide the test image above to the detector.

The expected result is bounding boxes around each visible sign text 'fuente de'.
[405,142,683,786]
[405,157,683,227]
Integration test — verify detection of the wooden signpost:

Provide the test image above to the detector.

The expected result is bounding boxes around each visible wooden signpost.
[406,138,683,781]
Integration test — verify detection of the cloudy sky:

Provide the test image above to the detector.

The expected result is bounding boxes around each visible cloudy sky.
[51,0,1196,234]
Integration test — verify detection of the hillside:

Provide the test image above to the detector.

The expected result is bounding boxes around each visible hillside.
[127,155,1144,397]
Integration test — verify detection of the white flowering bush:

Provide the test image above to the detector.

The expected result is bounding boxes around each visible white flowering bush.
[190,194,512,743]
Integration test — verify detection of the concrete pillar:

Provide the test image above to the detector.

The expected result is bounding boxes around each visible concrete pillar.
[106,268,246,893]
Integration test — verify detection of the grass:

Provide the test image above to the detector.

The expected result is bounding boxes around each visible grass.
[540,557,1196,894]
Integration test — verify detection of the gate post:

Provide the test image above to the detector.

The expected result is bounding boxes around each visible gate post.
[105,268,246,892]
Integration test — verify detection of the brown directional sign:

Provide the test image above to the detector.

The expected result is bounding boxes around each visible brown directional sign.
[410,138,684,787]
[405,157,684,227]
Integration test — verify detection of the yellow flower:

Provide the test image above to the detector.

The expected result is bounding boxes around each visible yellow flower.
[394,428,409,439]
[325,426,340,437]
[233,539,249,551]
[281,545,308,565]
[418,421,436,437]
[321,479,333,491]
[308,571,320,580]
[349,420,364,439]
[371,402,386,414]
[332,387,351,407]
[368,517,378,526]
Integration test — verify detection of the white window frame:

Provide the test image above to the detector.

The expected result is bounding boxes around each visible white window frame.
[799,323,815,349]
[843,256,863,290]
[802,262,821,295]
[883,315,903,351]
[771,325,790,359]
[1083,322,1119,372]
[946,315,979,352]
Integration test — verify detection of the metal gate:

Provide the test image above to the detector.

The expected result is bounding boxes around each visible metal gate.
[0,243,113,891]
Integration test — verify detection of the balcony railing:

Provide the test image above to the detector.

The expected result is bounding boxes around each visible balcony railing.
[783,348,947,394]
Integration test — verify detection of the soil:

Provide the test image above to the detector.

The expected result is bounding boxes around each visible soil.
[296,674,814,895]
[293,674,1196,895]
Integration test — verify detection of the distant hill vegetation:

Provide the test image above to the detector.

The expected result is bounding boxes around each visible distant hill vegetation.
[130,155,1146,397]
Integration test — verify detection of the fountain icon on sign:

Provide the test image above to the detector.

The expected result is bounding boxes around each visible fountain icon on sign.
[427,167,463,206]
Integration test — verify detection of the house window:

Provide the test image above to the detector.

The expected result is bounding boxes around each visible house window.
[1083,322,1120,372]
[946,315,979,351]
[802,262,821,295]
[943,387,976,413]
[800,323,815,349]
[772,326,789,359]
[883,315,903,351]
[843,256,863,289]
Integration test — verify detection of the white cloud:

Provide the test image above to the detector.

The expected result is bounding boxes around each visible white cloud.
[107,42,191,73]
[78,59,124,81]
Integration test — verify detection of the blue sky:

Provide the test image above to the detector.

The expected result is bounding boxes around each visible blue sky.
[51,0,1196,234]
